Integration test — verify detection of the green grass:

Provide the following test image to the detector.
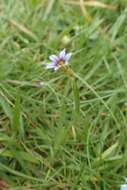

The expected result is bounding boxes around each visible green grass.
[0,0,127,189]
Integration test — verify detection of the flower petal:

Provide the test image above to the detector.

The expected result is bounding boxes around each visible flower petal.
[65,53,72,62]
[45,63,56,69]
[120,184,127,190]
[54,66,60,71]
[59,49,66,59]
[65,61,69,65]
[49,55,58,63]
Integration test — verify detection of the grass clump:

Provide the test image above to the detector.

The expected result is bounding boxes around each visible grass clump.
[0,0,127,189]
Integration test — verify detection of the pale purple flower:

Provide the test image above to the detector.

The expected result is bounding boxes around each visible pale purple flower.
[120,177,127,190]
[46,49,72,71]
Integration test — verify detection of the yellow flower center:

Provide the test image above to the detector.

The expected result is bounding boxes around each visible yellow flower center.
[58,60,65,66]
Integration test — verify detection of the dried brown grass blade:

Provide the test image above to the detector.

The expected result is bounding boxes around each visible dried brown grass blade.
[10,20,38,40]
[79,0,92,22]
[65,0,117,10]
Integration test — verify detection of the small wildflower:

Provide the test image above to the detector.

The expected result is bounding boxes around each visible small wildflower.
[120,177,127,190]
[46,49,72,71]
